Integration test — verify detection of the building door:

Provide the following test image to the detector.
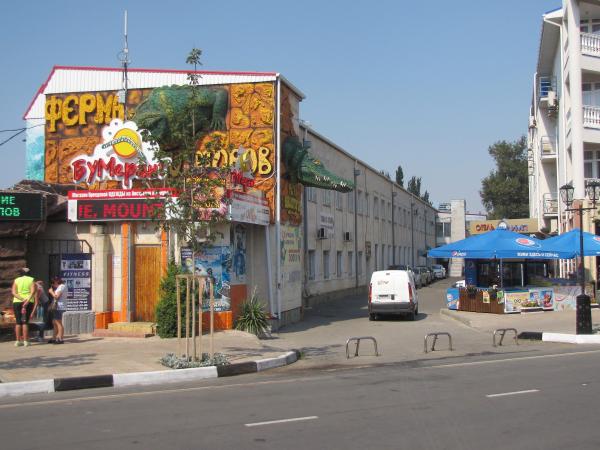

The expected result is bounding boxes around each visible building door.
[134,245,161,322]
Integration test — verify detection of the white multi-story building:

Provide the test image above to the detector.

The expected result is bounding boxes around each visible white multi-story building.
[529,0,600,281]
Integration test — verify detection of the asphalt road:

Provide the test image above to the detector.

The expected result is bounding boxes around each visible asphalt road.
[2,347,600,449]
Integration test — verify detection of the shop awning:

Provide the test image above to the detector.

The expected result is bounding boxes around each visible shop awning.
[542,229,600,256]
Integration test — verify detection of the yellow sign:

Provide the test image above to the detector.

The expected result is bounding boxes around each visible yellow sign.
[45,93,125,132]
[469,218,539,235]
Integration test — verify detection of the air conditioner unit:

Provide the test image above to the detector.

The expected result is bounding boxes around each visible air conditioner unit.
[547,90,557,105]
[528,116,536,128]
[343,231,352,242]
[317,228,327,239]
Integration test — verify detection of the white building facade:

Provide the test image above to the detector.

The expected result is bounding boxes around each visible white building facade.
[529,0,600,283]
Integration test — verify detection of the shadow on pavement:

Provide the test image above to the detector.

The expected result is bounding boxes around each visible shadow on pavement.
[0,353,98,370]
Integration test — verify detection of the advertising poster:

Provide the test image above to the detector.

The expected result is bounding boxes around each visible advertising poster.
[180,247,193,273]
[446,288,459,310]
[552,286,579,311]
[504,291,529,313]
[232,224,247,284]
[280,225,302,312]
[194,246,231,312]
[59,253,92,311]
[529,288,554,310]
[465,259,477,286]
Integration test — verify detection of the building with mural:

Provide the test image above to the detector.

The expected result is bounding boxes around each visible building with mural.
[9,65,436,331]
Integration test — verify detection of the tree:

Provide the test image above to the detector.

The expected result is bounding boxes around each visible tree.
[138,48,232,254]
[407,176,422,197]
[480,136,529,219]
[422,190,432,206]
[395,165,404,187]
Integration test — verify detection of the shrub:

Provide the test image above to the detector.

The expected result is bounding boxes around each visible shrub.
[160,352,230,369]
[235,292,269,336]
[155,262,185,338]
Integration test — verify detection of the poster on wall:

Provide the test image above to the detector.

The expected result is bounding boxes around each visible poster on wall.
[503,291,529,313]
[194,246,232,312]
[231,224,247,284]
[280,225,302,312]
[59,253,92,311]
[529,288,554,310]
[553,286,579,311]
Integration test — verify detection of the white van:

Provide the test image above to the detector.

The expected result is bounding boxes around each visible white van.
[368,270,419,321]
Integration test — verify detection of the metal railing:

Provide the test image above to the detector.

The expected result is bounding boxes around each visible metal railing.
[583,105,600,129]
[493,328,519,347]
[346,336,380,358]
[540,136,556,157]
[543,193,558,215]
[424,332,453,353]
[581,32,600,57]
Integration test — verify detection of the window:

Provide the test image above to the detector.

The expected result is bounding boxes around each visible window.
[307,186,317,203]
[348,251,354,277]
[584,150,600,179]
[323,250,330,279]
[336,251,342,278]
[388,245,393,266]
[387,202,392,221]
[581,18,600,34]
[365,193,370,216]
[374,244,378,270]
[335,191,343,210]
[308,250,316,280]
[583,83,600,107]
[348,191,355,212]
[374,197,379,218]
[357,251,363,276]
[322,189,331,206]
[357,190,363,214]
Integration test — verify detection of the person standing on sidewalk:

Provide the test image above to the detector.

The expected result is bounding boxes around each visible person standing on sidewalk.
[48,277,66,344]
[12,268,37,347]
[35,280,51,341]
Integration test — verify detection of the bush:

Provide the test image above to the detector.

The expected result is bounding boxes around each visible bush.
[160,352,230,369]
[155,262,184,338]
[235,292,269,336]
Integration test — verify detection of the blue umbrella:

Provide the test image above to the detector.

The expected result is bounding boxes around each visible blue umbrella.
[428,228,575,259]
[542,229,600,256]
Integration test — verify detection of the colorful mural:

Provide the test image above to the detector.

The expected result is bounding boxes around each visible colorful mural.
[25,119,45,180]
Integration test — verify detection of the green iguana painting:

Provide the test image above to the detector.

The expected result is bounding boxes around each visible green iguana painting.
[283,136,354,192]
[134,85,228,149]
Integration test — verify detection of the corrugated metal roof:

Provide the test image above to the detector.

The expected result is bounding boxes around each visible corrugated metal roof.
[24,65,304,120]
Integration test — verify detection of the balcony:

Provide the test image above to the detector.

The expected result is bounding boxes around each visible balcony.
[581,32,600,57]
[583,105,600,129]
[543,193,558,216]
[540,136,556,160]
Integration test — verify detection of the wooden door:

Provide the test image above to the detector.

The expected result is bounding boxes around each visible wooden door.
[134,245,161,322]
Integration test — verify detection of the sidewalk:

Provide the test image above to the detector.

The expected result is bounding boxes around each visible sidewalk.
[0,330,289,383]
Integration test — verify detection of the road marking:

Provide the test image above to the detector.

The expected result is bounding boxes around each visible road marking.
[423,349,600,370]
[245,416,318,427]
[486,389,539,398]
[0,376,332,410]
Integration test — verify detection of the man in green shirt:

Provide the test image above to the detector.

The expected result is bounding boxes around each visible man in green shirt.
[12,268,37,347]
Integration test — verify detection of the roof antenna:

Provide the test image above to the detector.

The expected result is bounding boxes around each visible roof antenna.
[117,10,131,118]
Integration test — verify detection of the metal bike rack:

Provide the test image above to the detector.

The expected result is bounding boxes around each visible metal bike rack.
[346,336,380,358]
[493,328,518,347]
[424,332,453,353]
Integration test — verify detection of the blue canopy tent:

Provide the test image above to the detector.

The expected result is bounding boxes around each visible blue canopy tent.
[428,228,576,260]
[428,228,576,288]
[542,229,600,256]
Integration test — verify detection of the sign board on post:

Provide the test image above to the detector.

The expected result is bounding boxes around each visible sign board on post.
[0,192,45,221]
[59,253,92,311]
[228,190,270,226]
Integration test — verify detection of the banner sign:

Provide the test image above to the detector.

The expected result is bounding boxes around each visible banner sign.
[67,189,175,222]
[0,192,45,221]
[469,218,539,235]
[59,253,92,311]
[228,190,270,226]
[504,291,529,313]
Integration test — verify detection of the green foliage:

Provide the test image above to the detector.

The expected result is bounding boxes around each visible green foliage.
[235,294,269,336]
[480,136,529,219]
[395,165,404,187]
[407,176,422,197]
[155,262,184,338]
[160,352,230,369]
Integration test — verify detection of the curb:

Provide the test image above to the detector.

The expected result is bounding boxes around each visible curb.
[542,332,600,344]
[0,350,300,398]
[439,308,473,327]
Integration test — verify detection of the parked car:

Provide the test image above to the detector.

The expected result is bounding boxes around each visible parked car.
[368,269,419,320]
[431,264,446,279]
[416,266,431,286]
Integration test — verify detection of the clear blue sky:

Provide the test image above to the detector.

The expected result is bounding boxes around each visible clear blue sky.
[0,0,558,213]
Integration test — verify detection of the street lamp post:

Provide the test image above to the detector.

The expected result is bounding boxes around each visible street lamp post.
[559,180,600,335]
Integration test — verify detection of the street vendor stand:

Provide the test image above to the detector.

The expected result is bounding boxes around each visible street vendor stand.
[429,223,579,314]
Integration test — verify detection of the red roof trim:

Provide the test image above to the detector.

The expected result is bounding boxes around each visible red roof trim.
[23,65,278,120]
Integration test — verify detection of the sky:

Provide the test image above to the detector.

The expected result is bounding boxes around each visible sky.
[0,0,559,213]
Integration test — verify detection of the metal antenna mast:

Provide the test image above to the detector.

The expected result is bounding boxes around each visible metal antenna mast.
[118,10,131,118]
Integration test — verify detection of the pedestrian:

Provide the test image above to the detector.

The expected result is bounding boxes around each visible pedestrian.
[12,267,37,347]
[35,280,51,341]
[47,277,66,344]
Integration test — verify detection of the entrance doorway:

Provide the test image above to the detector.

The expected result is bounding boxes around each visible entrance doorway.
[134,245,161,322]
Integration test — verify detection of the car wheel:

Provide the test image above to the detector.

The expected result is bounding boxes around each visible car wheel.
[369,313,376,321]
[415,305,419,316]
[408,311,416,321]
